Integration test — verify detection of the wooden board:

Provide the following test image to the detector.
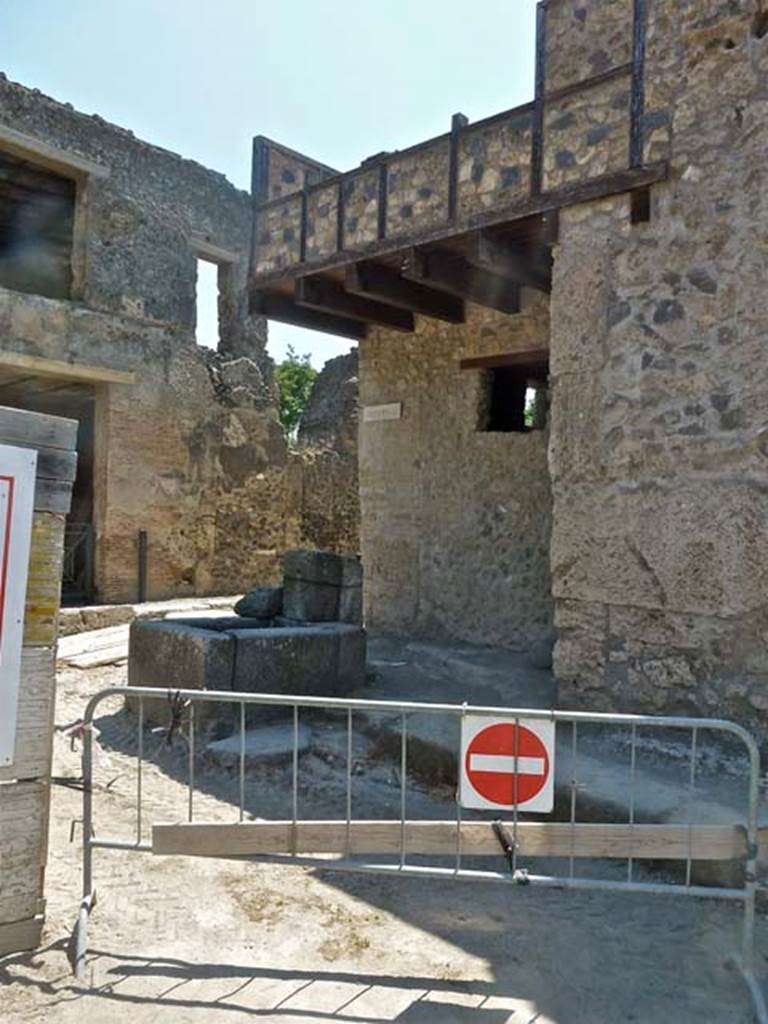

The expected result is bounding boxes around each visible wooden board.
[0,781,48,925]
[0,405,77,453]
[0,915,44,957]
[23,513,65,646]
[152,820,749,863]
[0,648,56,783]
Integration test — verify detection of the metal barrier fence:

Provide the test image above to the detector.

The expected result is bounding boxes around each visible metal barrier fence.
[71,686,766,1021]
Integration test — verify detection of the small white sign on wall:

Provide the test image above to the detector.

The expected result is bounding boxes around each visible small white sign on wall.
[363,402,402,423]
[0,444,37,767]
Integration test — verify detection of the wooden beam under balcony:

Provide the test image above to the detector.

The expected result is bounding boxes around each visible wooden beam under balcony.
[467,231,552,293]
[346,262,465,324]
[295,276,414,333]
[251,290,366,340]
[402,247,521,315]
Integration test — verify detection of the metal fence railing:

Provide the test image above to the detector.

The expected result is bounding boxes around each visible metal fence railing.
[70,686,766,1021]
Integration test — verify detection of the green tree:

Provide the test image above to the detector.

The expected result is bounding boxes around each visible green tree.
[274,344,317,442]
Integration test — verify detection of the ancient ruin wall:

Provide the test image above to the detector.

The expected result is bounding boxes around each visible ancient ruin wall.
[549,0,768,728]
[291,350,360,557]
[359,297,553,650]
[0,77,358,603]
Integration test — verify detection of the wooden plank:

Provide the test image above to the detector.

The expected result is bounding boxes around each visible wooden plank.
[448,112,469,221]
[153,820,748,862]
[403,248,521,315]
[467,231,552,292]
[0,781,48,925]
[33,477,74,515]
[191,233,240,265]
[250,291,366,341]
[296,277,415,333]
[0,351,134,385]
[459,348,549,372]
[0,648,56,782]
[0,915,44,957]
[0,123,109,180]
[346,262,465,324]
[630,0,649,168]
[24,513,66,646]
[0,406,77,452]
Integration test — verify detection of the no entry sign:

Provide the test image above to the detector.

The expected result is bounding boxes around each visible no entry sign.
[460,715,555,812]
[0,443,37,767]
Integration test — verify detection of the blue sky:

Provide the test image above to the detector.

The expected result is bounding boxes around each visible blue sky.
[2,0,538,367]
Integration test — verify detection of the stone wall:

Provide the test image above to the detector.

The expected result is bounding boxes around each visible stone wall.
[359,296,552,650]
[550,0,768,728]
[292,350,360,557]
[0,76,359,604]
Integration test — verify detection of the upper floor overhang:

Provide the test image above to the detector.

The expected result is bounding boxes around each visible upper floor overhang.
[249,0,667,340]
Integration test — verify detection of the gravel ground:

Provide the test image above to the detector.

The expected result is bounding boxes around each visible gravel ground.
[1,660,765,1024]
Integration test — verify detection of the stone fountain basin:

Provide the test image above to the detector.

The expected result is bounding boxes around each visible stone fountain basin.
[127,615,366,724]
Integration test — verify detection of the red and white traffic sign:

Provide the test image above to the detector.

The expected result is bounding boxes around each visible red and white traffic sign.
[0,443,37,768]
[459,715,555,812]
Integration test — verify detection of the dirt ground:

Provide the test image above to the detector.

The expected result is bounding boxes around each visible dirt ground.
[1,660,765,1024]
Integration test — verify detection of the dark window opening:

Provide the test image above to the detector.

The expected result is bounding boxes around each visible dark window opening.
[479,364,549,433]
[630,187,651,225]
[0,150,76,299]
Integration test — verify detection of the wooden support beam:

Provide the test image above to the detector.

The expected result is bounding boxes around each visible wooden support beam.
[459,348,549,373]
[467,231,551,293]
[295,276,414,333]
[251,291,366,341]
[402,248,521,315]
[153,819,749,862]
[346,262,465,324]
[0,351,135,385]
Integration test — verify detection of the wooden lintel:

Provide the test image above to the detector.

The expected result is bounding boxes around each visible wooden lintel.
[153,819,749,862]
[295,276,414,333]
[346,262,465,324]
[0,351,135,385]
[403,248,521,315]
[459,348,550,372]
[468,232,552,293]
[251,290,366,341]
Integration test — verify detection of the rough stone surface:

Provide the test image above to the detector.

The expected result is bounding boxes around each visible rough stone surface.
[234,587,283,619]
[205,723,312,765]
[231,624,365,697]
[127,619,236,722]
[359,295,553,651]
[548,1,768,734]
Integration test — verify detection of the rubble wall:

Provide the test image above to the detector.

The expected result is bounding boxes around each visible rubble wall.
[359,296,553,650]
[0,77,358,603]
[550,0,768,727]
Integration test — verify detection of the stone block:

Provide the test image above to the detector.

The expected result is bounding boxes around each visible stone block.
[127,620,235,722]
[234,587,283,619]
[232,626,339,695]
[336,625,367,693]
[282,577,340,622]
[338,554,363,624]
[283,548,343,586]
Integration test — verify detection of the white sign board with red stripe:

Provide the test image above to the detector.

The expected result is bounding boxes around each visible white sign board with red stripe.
[460,715,555,812]
[0,444,37,767]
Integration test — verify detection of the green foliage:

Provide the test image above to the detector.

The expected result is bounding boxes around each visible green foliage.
[275,344,317,442]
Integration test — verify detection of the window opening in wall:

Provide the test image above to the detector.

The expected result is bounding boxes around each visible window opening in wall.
[630,186,651,225]
[474,357,549,433]
[195,257,221,349]
[0,150,76,299]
